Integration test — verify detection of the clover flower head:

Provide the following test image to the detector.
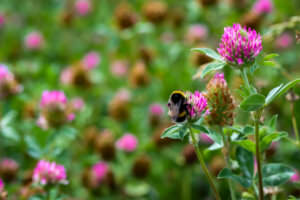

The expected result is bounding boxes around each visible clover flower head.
[24,31,44,50]
[290,171,300,183]
[0,65,13,82]
[33,160,67,185]
[75,0,91,16]
[149,103,164,116]
[217,24,262,66]
[92,162,109,183]
[40,90,67,108]
[252,0,273,15]
[186,91,208,120]
[82,51,100,70]
[116,133,138,152]
[0,178,3,191]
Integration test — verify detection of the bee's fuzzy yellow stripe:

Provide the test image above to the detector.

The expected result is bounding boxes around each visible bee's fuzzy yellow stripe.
[171,90,186,97]
[178,111,186,117]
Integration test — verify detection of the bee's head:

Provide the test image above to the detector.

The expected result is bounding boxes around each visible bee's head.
[170,91,186,104]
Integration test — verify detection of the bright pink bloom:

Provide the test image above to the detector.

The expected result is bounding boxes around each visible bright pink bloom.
[275,33,293,49]
[186,91,208,120]
[290,171,300,182]
[33,160,67,185]
[200,133,213,144]
[40,91,67,108]
[0,178,3,191]
[71,97,85,111]
[82,51,100,70]
[213,73,227,85]
[252,0,273,15]
[149,103,164,116]
[0,14,5,28]
[110,60,128,77]
[116,133,138,152]
[186,24,208,43]
[0,64,22,98]
[75,0,91,16]
[67,113,75,121]
[24,31,44,50]
[92,162,109,183]
[218,24,262,66]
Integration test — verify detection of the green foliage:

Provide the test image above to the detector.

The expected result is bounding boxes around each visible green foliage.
[240,94,265,112]
[262,163,294,186]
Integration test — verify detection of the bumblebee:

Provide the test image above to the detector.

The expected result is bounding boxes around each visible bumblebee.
[167,91,189,123]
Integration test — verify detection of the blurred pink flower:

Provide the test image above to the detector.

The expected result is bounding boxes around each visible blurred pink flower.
[37,115,48,130]
[186,24,208,43]
[67,113,75,121]
[116,133,138,152]
[71,97,85,111]
[275,33,293,49]
[0,178,3,191]
[290,171,300,183]
[199,133,213,144]
[40,90,67,108]
[0,64,22,98]
[33,160,67,185]
[115,89,131,102]
[75,0,91,16]
[0,14,5,28]
[0,158,19,171]
[0,64,13,81]
[24,31,44,50]
[60,67,73,85]
[110,60,128,77]
[160,32,174,44]
[252,0,273,15]
[149,103,164,116]
[92,162,109,183]
[82,51,100,70]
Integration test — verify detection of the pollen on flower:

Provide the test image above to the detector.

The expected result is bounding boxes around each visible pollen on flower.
[32,160,67,185]
[217,24,262,66]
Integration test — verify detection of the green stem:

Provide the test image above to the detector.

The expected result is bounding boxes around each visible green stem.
[254,111,264,200]
[241,68,252,94]
[221,130,236,200]
[291,102,299,144]
[182,169,191,200]
[271,194,276,200]
[188,125,221,200]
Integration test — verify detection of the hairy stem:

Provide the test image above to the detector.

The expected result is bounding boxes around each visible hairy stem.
[221,129,236,200]
[255,111,264,200]
[188,125,221,200]
[241,68,252,94]
[291,102,299,144]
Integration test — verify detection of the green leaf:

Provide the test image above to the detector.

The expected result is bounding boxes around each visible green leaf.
[236,147,254,180]
[200,62,226,78]
[266,115,278,131]
[191,48,224,61]
[191,124,209,133]
[263,61,278,68]
[240,94,265,112]
[265,79,300,106]
[161,124,187,140]
[263,163,294,186]
[192,124,223,150]
[233,140,255,153]
[264,53,279,60]
[218,168,251,188]
[260,132,288,152]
